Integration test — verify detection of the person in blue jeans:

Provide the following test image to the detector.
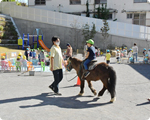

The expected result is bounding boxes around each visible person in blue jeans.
[32,49,36,58]
[83,39,96,78]
[132,43,138,63]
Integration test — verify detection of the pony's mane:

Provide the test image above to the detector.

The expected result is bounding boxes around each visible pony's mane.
[72,57,82,62]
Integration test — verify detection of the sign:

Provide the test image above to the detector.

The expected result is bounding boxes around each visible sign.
[18,37,22,45]
[39,35,42,40]
[11,52,17,57]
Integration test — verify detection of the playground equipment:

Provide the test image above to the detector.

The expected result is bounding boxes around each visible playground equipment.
[41,61,45,71]
[22,34,43,50]
[19,28,50,52]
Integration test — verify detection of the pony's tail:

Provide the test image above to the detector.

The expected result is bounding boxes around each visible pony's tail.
[107,66,116,98]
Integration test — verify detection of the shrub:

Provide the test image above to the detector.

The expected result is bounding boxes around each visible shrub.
[0,25,4,31]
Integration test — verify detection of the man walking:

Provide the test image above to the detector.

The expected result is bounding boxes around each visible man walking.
[132,43,138,63]
[49,36,64,95]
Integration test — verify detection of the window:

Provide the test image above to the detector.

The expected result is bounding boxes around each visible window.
[95,0,107,4]
[35,0,45,5]
[127,14,133,19]
[134,0,147,3]
[70,0,81,4]
[108,14,112,19]
[133,13,146,26]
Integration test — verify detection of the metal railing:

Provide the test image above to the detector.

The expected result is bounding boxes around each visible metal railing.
[0,2,150,40]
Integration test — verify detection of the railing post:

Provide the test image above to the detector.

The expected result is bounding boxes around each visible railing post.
[22,33,24,50]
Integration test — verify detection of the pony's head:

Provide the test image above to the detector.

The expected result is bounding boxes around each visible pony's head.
[66,57,73,72]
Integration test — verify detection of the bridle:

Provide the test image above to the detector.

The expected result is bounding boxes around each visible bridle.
[66,60,73,72]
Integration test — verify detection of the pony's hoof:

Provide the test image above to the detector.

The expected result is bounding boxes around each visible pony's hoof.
[94,91,97,96]
[110,97,116,103]
[78,93,83,96]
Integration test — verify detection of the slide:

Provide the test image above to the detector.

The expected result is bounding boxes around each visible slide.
[38,40,50,52]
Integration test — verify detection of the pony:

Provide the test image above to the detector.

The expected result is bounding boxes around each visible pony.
[66,57,117,102]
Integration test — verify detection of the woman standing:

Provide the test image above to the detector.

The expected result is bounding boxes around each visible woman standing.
[49,36,65,95]
[66,43,72,59]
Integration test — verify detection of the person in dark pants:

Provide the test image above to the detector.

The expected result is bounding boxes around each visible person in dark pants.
[24,48,29,60]
[50,69,63,94]
[49,36,65,95]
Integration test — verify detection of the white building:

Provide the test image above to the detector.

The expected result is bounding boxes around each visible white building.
[108,0,150,26]
[29,0,150,26]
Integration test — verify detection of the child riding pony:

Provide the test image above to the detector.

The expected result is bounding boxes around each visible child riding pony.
[66,57,117,103]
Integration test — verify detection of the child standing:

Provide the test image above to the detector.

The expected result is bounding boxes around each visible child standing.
[116,50,120,63]
[123,47,127,57]
[148,49,150,63]
[144,54,148,63]
[40,50,45,62]
[104,50,111,64]
[143,48,146,57]
[143,48,147,61]
[32,49,36,59]
[24,48,29,60]
[128,49,133,63]
[16,56,21,71]
[29,49,33,61]
[18,52,22,59]
[45,55,50,66]
[22,55,28,71]
[83,39,96,78]
[1,56,8,70]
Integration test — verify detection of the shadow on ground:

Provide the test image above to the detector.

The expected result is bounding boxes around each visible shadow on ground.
[136,101,150,106]
[0,93,111,109]
[128,64,150,80]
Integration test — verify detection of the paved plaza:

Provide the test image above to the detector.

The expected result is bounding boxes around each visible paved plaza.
[0,56,150,120]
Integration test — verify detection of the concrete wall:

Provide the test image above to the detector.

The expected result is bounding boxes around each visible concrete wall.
[13,18,150,53]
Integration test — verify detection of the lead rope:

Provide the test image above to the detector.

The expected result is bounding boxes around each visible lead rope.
[65,69,78,82]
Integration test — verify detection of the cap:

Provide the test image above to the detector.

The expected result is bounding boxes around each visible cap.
[67,43,70,46]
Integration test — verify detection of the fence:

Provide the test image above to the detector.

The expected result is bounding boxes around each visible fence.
[0,2,150,40]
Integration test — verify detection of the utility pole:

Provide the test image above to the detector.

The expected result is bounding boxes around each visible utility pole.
[93,0,95,17]
[99,0,101,8]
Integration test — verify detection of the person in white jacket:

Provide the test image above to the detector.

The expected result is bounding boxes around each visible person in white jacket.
[132,43,138,63]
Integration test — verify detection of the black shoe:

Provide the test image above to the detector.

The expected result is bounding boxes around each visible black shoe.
[49,85,55,92]
[54,92,62,96]
[84,71,90,78]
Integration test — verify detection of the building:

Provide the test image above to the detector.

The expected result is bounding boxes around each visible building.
[28,0,114,19]
[29,0,150,26]
[107,0,150,26]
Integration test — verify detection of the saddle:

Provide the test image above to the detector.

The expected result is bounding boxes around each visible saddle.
[87,60,97,70]
[79,60,97,80]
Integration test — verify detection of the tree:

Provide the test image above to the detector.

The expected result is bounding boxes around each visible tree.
[95,4,110,20]
[70,19,81,51]
[82,22,96,46]
[86,0,90,17]
[100,19,110,49]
